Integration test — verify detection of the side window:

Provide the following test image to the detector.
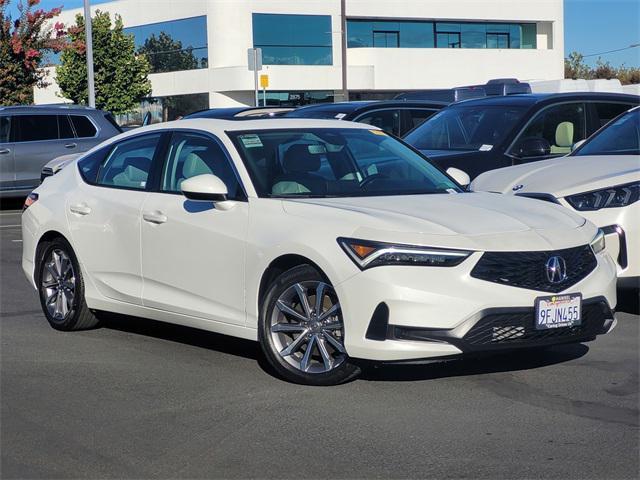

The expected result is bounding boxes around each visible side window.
[58,115,74,140]
[594,103,633,128]
[514,103,587,157]
[78,147,110,183]
[96,134,161,190]
[15,115,59,142]
[71,115,98,138]
[404,109,437,134]
[355,110,401,136]
[161,133,242,199]
[0,116,9,143]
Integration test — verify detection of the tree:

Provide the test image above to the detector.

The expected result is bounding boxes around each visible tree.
[56,10,151,115]
[565,50,640,85]
[138,31,198,73]
[564,51,592,80]
[0,0,65,105]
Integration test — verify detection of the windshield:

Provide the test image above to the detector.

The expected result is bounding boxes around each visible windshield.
[574,109,640,156]
[404,105,526,151]
[228,128,461,198]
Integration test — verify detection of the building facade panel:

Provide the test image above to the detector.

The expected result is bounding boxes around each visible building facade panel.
[35,0,564,116]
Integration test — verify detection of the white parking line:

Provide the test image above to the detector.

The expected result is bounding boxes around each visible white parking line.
[12,239,22,243]
[0,224,20,228]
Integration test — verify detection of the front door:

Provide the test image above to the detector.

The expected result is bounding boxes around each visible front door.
[141,131,248,326]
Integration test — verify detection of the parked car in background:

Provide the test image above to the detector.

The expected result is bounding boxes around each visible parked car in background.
[285,100,447,137]
[184,106,294,120]
[0,105,122,198]
[404,93,639,179]
[471,107,639,290]
[23,118,617,385]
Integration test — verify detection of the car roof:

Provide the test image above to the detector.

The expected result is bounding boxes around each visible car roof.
[111,118,375,140]
[0,104,101,114]
[286,100,447,117]
[454,92,640,107]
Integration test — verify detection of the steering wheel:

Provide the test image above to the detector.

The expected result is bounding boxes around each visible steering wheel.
[359,173,389,188]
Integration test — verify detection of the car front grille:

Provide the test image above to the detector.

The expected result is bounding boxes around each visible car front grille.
[470,244,597,293]
[463,300,610,347]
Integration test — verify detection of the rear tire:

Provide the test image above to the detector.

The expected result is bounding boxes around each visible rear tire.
[36,237,100,331]
[259,264,360,385]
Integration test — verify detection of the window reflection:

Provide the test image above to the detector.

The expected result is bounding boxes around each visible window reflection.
[115,93,209,126]
[253,14,333,65]
[348,20,536,49]
[125,16,208,73]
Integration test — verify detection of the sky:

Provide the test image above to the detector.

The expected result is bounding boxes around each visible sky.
[7,0,640,67]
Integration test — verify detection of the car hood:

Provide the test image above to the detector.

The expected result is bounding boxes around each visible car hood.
[471,155,640,199]
[281,192,593,252]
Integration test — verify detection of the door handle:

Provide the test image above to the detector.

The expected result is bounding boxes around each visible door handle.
[142,211,167,224]
[0,148,10,154]
[64,143,77,149]
[69,203,91,215]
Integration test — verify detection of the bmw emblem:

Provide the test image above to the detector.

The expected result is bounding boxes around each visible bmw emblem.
[545,256,567,284]
[512,184,524,192]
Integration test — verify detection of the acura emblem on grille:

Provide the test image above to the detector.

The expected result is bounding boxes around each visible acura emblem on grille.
[545,256,567,284]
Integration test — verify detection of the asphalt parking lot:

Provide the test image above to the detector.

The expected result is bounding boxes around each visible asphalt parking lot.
[1,203,638,479]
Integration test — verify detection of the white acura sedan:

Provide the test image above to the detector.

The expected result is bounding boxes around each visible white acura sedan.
[22,119,617,385]
[472,107,639,291]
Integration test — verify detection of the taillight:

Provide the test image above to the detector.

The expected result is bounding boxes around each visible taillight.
[23,192,38,211]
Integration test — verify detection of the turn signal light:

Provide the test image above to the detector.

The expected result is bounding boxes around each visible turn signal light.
[23,192,38,211]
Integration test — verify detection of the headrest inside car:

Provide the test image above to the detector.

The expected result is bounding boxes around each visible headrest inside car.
[282,144,322,173]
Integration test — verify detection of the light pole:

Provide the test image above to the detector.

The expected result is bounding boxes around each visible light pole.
[340,0,348,102]
[83,0,95,108]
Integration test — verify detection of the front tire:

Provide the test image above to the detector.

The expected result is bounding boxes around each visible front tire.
[36,237,100,331]
[259,265,360,385]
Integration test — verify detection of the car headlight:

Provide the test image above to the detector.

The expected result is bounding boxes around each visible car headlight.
[590,229,606,254]
[337,237,472,269]
[566,182,639,211]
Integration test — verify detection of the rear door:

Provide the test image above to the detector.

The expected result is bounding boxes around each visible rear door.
[0,115,15,191]
[12,114,75,190]
[66,132,164,305]
[69,114,101,153]
[589,102,636,132]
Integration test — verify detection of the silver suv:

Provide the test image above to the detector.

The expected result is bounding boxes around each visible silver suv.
[0,105,122,198]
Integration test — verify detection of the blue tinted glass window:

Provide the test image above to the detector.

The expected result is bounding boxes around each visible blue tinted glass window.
[253,14,332,65]
[125,16,208,73]
[522,24,537,49]
[347,20,434,48]
[461,24,486,48]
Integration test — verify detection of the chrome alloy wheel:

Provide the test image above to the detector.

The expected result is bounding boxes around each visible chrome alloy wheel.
[270,281,346,374]
[41,249,76,321]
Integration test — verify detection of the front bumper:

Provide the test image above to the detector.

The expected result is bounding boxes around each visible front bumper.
[336,250,617,362]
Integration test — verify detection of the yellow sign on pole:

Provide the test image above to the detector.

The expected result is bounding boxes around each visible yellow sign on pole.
[260,74,269,88]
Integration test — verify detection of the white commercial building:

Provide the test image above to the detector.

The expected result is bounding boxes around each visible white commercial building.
[35,0,565,122]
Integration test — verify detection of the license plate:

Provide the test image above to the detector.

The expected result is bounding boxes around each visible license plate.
[535,293,582,330]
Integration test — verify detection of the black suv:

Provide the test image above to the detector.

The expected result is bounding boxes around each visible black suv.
[404,93,640,179]
[285,100,447,137]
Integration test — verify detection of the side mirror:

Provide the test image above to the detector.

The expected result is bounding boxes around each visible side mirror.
[446,167,471,187]
[181,174,228,202]
[514,137,551,158]
[572,139,586,151]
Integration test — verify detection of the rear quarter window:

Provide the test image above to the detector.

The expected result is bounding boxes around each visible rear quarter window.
[71,115,98,138]
[78,147,110,183]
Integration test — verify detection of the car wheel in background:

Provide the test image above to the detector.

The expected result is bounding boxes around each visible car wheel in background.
[36,237,100,331]
[259,265,360,385]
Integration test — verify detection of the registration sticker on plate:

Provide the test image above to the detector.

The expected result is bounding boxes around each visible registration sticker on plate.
[535,293,582,330]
